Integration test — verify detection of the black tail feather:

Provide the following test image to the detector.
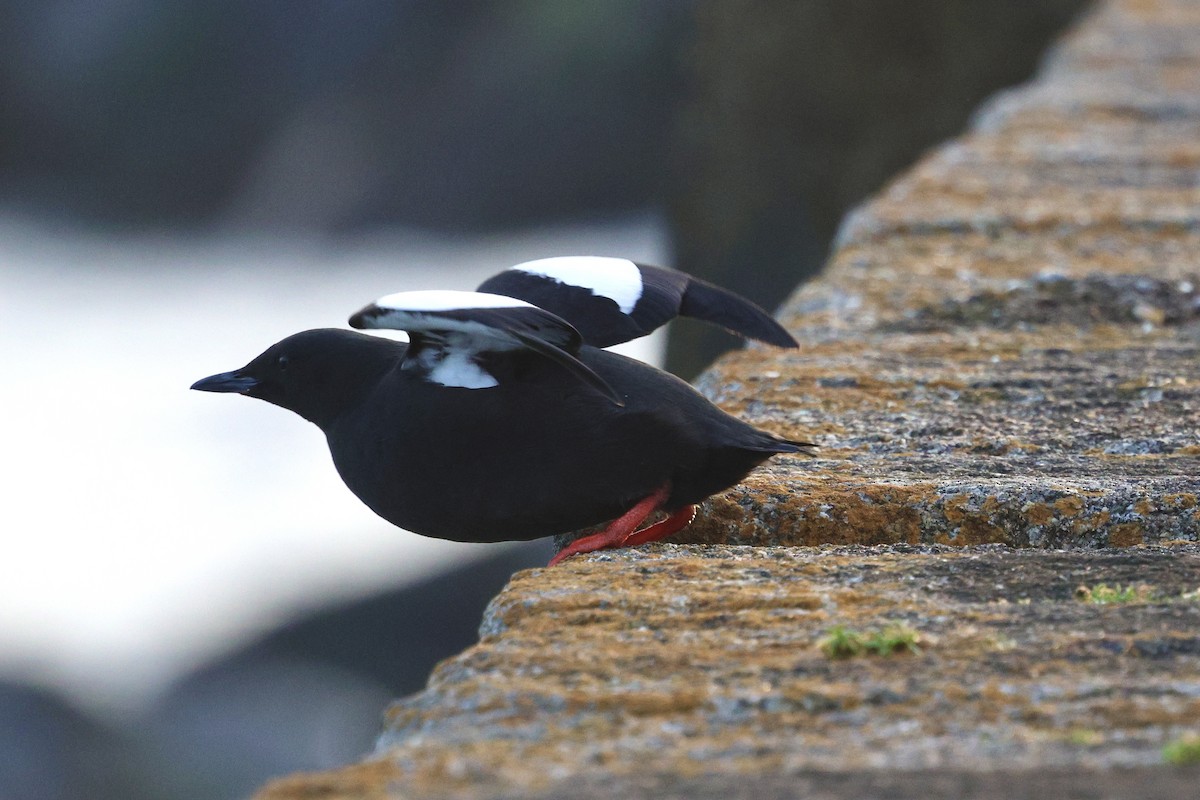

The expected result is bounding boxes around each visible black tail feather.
[743,433,817,455]
[771,438,818,455]
[680,278,799,349]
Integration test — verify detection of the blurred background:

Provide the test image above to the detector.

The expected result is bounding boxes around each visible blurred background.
[0,1,1089,797]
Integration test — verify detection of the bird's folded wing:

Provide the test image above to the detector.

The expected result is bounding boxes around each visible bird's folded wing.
[477,256,798,348]
[348,290,623,405]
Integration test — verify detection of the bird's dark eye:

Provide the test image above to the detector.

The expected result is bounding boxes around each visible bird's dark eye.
[277,355,290,371]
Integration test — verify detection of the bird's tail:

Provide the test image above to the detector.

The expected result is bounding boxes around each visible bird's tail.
[776,438,818,455]
[745,433,817,456]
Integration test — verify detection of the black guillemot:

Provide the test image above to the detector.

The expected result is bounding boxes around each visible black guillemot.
[192,260,811,565]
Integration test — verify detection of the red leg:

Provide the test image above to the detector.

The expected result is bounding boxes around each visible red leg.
[619,504,696,547]
[547,484,670,567]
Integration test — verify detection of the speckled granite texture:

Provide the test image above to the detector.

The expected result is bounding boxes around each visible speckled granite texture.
[256,1,1200,797]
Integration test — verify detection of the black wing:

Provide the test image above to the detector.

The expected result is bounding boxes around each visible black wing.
[349,290,623,406]
[477,256,798,348]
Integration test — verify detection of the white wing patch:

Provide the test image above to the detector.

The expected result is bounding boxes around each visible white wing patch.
[387,318,519,390]
[511,256,644,314]
[415,338,499,389]
[349,289,623,403]
[373,289,534,312]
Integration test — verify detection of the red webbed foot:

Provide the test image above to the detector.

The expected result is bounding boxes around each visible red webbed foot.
[619,504,695,547]
[547,485,696,567]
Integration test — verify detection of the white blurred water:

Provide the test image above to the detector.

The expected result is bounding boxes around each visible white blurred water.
[0,214,666,713]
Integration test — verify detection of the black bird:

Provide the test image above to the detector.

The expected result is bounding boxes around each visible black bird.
[477,256,798,349]
[193,281,809,565]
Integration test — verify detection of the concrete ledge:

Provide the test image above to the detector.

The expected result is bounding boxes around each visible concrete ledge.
[260,544,1200,799]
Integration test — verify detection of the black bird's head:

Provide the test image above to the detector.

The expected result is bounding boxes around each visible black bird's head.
[191,329,403,428]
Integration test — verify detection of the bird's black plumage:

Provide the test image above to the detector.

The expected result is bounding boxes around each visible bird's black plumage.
[477,256,799,349]
[193,327,806,545]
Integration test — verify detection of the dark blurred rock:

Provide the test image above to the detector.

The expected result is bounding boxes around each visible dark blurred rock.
[142,659,392,800]
[231,3,689,232]
[137,541,548,799]
[0,0,373,223]
[0,544,547,800]
[0,1,688,230]
[0,682,153,800]
[665,0,1090,377]
[180,541,549,697]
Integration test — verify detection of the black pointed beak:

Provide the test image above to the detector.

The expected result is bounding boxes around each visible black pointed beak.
[191,370,258,394]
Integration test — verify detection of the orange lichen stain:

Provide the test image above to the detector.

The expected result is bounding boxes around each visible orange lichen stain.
[975,681,1022,724]
[778,680,864,711]
[925,378,968,391]
[1116,379,1152,393]
[1096,697,1200,729]
[578,688,708,716]
[1108,523,1146,547]
[840,491,923,546]
[943,495,970,524]
[1055,496,1085,516]
[1024,503,1054,526]
[684,496,761,545]
[934,494,1010,545]
[253,758,400,800]
[940,517,1009,546]
[682,591,824,615]
[686,478,931,548]
[1163,494,1197,510]
[828,587,886,610]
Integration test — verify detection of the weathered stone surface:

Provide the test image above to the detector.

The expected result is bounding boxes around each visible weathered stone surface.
[259,763,1200,800]
[255,1,1200,797]
[259,545,1200,799]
